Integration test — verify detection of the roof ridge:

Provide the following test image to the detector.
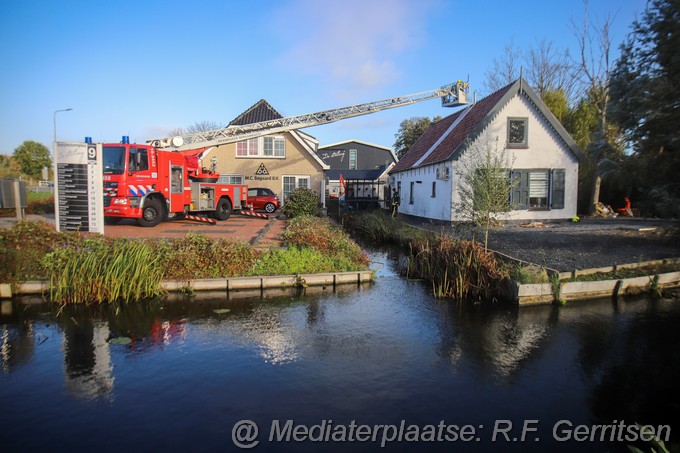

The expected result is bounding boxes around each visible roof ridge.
[229,99,283,126]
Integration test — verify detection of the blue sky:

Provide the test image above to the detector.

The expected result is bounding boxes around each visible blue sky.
[0,0,647,155]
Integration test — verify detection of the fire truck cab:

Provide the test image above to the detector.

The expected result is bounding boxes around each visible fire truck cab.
[102,137,247,227]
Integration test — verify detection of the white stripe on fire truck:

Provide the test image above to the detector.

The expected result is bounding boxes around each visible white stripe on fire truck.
[128,185,153,196]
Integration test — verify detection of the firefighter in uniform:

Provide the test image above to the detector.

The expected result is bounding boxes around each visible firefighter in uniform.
[391,187,400,217]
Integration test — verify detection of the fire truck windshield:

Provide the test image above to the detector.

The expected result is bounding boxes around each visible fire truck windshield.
[103,146,126,175]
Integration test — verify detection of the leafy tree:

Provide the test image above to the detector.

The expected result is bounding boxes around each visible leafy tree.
[541,88,570,124]
[609,0,680,217]
[13,141,51,179]
[393,116,440,159]
[455,137,515,251]
[0,155,21,178]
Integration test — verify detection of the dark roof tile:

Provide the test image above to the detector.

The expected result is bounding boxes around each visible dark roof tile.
[391,81,516,173]
[229,99,283,125]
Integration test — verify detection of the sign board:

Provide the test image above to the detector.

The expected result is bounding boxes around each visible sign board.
[54,141,104,233]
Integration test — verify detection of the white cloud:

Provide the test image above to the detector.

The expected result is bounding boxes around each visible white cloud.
[273,0,434,95]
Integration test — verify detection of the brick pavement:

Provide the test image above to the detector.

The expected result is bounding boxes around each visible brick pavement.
[0,212,287,247]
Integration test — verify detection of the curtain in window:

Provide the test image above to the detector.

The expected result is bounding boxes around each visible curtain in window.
[529,171,549,198]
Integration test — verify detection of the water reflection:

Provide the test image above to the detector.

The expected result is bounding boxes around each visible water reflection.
[0,257,678,450]
[62,318,114,401]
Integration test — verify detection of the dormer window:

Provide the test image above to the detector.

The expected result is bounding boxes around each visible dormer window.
[508,117,528,147]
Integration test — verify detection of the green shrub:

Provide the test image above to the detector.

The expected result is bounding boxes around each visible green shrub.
[282,215,369,267]
[153,233,260,280]
[26,194,54,214]
[0,220,78,283]
[281,188,321,218]
[250,246,363,276]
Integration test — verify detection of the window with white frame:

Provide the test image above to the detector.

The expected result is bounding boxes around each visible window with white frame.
[237,136,285,158]
[282,175,310,202]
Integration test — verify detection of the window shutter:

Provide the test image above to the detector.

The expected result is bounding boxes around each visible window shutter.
[551,169,565,209]
[511,170,529,209]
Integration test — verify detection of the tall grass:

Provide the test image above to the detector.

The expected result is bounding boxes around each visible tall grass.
[44,237,165,304]
[1,217,371,304]
[343,210,429,245]
[344,211,508,301]
[407,236,507,301]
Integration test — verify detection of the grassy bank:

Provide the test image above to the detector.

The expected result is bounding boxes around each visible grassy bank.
[344,211,509,301]
[0,215,369,304]
[0,191,55,216]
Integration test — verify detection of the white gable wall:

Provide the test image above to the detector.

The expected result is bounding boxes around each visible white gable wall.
[393,92,580,222]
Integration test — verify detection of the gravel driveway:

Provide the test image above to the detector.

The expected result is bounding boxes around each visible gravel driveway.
[404,217,680,272]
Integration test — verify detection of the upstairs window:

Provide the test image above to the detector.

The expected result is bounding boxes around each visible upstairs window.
[507,117,528,147]
[237,136,285,158]
[349,149,357,170]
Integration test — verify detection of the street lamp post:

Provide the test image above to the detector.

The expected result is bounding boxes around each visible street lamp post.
[53,108,73,143]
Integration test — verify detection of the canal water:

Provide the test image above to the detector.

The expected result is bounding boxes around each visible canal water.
[1,249,678,452]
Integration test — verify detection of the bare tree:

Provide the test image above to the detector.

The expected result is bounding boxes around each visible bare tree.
[455,136,515,251]
[483,40,521,94]
[168,120,223,138]
[524,38,576,100]
[484,38,575,102]
[571,0,620,215]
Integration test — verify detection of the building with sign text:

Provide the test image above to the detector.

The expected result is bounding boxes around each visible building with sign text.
[202,100,329,205]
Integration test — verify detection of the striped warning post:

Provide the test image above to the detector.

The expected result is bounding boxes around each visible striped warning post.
[240,210,268,219]
[186,214,217,224]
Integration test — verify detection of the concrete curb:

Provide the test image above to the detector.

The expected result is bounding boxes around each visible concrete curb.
[513,270,680,306]
[0,271,375,299]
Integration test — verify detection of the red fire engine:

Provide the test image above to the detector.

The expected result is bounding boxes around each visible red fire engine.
[101,81,469,227]
[103,139,244,226]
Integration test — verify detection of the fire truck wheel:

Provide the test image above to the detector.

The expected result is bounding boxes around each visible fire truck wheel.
[214,197,232,221]
[137,198,164,227]
[264,202,277,213]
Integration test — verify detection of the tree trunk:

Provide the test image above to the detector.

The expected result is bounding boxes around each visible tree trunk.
[589,174,602,216]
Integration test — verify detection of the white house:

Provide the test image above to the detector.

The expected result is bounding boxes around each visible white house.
[389,78,584,222]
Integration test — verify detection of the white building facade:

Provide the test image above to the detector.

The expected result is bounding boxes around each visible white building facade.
[390,78,584,222]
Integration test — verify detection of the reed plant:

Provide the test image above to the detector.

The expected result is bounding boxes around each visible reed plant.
[43,237,165,304]
[407,235,508,301]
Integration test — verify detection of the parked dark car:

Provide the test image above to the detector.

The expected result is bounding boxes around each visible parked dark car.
[247,187,279,213]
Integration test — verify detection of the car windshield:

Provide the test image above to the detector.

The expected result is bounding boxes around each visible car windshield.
[103,146,126,175]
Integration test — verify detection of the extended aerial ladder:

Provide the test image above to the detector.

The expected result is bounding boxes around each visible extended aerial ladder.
[149,81,470,152]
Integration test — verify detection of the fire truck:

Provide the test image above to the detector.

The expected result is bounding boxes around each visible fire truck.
[102,81,469,227]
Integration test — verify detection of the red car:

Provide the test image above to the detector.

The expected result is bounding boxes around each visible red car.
[247,187,279,213]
